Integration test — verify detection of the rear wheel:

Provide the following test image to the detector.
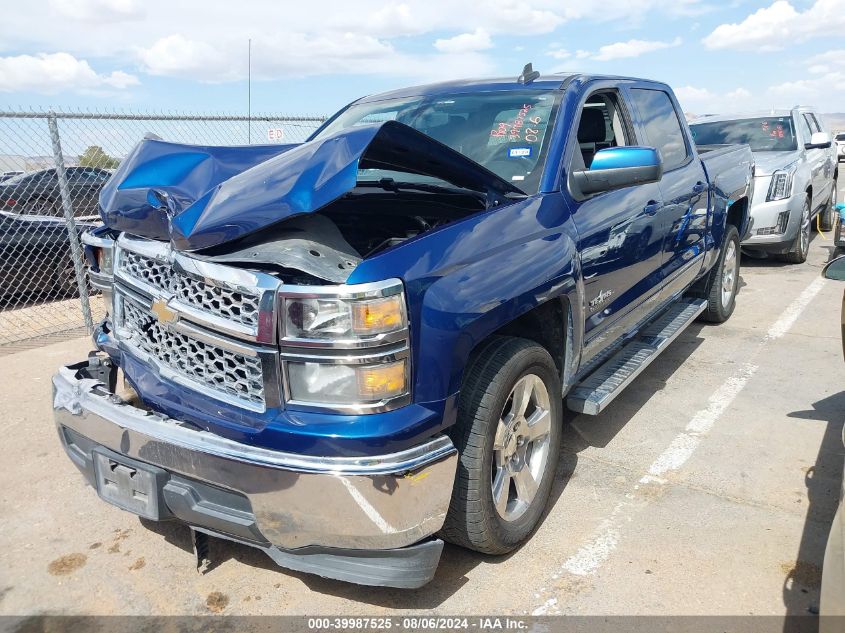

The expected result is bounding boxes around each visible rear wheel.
[819,181,837,232]
[699,224,740,323]
[441,337,561,555]
[779,198,811,264]
[29,197,61,216]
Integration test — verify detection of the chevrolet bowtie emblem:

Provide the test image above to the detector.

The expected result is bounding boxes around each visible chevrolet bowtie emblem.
[150,299,179,325]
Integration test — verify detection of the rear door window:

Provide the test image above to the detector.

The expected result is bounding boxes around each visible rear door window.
[628,89,689,171]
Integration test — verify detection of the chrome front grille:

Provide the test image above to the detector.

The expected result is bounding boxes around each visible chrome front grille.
[111,235,283,412]
[119,249,261,328]
[117,292,266,408]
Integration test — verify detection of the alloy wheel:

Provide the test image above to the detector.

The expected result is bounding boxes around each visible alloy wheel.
[721,239,737,309]
[491,374,552,522]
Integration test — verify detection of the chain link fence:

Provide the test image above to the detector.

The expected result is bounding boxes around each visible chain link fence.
[0,109,326,351]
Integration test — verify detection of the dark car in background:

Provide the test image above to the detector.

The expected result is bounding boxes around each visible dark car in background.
[0,210,95,304]
[0,171,23,182]
[0,167,111,218]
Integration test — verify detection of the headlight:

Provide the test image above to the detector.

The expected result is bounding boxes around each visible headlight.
[287,359,408,405]
[81,230,115,314]
[767,166,797,202]
[284,293,406,341]
[82,230,115,275]
[280,279,411,412]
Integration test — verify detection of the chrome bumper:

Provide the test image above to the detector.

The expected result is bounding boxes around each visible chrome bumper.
[52,359,458,552]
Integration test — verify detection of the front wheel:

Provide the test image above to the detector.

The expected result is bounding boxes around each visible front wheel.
[699,224,740,323]
[441,337,562,555]
[779,199,811,264]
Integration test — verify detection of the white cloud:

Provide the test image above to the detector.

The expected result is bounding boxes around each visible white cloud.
[762,49,845,108]
[138,35,232,81]
[0,0,711,92]
[49,0,143,21]
[587,37,682,61]
[347,3,422,36]
[433,28,492,54]
[675,84,755,115]
[703,0,845,51]
[546,48,571,60]
[138,32,494,84]
[0,52,138,94]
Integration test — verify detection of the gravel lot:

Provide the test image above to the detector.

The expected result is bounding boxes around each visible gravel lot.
[2,193,845,617]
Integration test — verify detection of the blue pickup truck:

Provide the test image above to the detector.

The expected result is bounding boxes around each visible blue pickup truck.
[53,70,754,589]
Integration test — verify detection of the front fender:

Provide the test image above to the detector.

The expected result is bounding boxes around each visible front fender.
[349,194,581,423]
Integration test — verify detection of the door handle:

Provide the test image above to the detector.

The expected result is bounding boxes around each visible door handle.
[692,182,706,194]
[644,201,661,216]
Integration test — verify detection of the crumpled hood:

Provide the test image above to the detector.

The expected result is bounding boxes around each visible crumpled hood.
[751,150,802,177]
[101,121,523,251]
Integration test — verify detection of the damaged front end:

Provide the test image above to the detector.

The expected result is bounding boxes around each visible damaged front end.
[100,120,524,284]
[62,120,523,587]
[83,120,524,431]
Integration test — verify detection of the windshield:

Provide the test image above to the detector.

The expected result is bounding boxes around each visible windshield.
[690,116,797,152]
[312,90,561,194]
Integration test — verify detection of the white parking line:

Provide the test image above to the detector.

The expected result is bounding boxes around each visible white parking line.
[765,277,826,341]
[531,276,827,614]
[647,363,758,478]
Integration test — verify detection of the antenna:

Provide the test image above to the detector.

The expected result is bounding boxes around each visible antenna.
[518,63,540,85]
[248,38,252,144]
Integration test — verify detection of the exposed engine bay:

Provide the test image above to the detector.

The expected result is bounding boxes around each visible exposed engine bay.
[198,184,491,284]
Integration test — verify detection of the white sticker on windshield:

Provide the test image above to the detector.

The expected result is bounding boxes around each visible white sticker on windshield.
[508,147,532,158]
[512,175,526,181]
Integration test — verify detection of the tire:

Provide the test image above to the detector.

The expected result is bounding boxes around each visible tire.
[699,224,740,323]
[441,337,562,555]
[55,257,80,298]
[779,198,811,264]
[819,181,837,232]
[28,197,61,216]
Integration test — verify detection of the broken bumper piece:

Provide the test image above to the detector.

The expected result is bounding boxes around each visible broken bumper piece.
[52,357,458,588]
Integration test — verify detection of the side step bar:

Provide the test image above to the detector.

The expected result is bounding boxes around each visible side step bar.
[567,299,707,415]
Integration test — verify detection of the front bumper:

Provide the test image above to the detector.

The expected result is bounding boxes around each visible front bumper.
[53,356,458,587]
[741,194,803,252]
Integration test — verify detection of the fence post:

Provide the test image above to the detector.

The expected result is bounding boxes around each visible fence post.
[47,112,94,333]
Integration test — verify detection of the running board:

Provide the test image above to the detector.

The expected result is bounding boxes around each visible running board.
[567,299,707,416]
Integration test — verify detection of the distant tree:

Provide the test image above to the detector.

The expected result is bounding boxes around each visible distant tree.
[78,145,119,169]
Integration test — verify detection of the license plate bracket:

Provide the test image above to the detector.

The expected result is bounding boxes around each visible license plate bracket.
[92,449,170,520]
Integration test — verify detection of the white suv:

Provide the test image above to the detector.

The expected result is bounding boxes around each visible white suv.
[691,107,837,264]
[836,132,845,162]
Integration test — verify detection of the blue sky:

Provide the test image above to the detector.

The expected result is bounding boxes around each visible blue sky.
[1,0,844,117]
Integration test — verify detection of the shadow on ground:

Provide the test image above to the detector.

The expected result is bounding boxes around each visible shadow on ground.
[783,391,845,626]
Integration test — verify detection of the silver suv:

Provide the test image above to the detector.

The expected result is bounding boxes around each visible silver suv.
[690,107,837,264]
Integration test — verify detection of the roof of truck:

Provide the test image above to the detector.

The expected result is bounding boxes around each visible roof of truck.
[355,75,575,103]
[352,72,673,104]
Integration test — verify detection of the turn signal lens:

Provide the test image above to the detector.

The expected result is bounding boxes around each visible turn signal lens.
[94,247,105,270]
[357,361,407,400]
[352,295,404,335]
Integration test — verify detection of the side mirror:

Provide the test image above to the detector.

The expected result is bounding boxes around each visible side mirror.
[822,255,845,281]
[572,147,663,196]
[806,132,832,150]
